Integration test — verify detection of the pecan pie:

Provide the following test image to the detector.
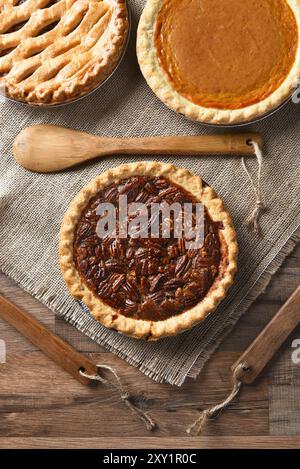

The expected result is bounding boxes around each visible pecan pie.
[59,162,238,340]
[137,0,300,125]
[0,0,129,105]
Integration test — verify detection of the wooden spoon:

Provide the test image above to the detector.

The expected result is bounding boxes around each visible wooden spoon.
[13,124,262,173]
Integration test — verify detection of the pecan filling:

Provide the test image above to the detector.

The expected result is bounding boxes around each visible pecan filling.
[73,176,227,321]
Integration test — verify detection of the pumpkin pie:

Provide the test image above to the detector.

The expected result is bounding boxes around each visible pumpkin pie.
[137,0,300,124]
[59,162,238,340]
[0,0,129,105]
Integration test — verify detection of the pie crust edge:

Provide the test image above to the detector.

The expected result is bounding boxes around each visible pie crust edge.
[136,0,300,125]
[59,162,238,341]
[1,0,129,105]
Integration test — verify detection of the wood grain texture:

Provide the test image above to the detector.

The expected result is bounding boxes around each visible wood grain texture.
[0,350,269,437]
[13,125,261,173]
[0,295,98,385]
[232,285,300,384]
[269,346,300,435]
[0,241,299,447]
[0,437,299,449]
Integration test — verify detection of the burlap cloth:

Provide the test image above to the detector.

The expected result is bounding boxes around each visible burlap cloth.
[1,0,300,386]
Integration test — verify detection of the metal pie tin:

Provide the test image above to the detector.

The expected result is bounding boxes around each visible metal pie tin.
[1,2,131,109]
[182,94,294,129]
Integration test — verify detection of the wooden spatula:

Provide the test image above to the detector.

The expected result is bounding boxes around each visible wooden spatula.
[12,124,262,173]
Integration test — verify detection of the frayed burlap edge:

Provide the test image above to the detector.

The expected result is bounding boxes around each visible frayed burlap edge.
[186,229,300,381]
[1,230,299,386]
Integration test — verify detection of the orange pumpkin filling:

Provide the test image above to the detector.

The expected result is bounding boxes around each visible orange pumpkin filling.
[154,0,298,110]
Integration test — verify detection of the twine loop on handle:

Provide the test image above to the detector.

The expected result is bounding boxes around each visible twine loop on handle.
[186,363,249,436]
[80,364,156,432]
[242,140,265,234]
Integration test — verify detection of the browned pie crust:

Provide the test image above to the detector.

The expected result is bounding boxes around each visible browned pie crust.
[137,0,300,124]
[0,0,129,105]
[154,0,298,110]
[59,162,238,340]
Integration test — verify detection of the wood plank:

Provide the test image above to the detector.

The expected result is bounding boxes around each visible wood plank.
[0,351,268,437]
[269,339,300,435]
[0,241,299,440]
[232,286,300,384]
[0,272,107,354]
[0,436,299,449]
[0,295,99,385]
[221,242,300,352]
[0,272,55,353]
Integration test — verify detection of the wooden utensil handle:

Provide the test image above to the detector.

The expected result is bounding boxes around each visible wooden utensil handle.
[109,133,262,156]
[232,285,300,384]
[0,295,98,385]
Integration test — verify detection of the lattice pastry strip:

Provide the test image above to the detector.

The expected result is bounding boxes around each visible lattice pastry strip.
[3,3,110,89]
[0,0,128,104]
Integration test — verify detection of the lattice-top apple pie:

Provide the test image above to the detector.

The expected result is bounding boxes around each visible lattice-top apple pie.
[0,0,129,104]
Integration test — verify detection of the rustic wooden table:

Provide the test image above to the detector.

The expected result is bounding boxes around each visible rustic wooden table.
[0,242,299,449]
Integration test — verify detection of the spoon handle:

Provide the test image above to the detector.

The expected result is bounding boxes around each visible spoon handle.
[104,133,261,156]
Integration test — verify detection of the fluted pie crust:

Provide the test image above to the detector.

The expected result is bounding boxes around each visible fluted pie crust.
[137,0,300,125]
[0,0,129,105]
[59,162,238,340]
